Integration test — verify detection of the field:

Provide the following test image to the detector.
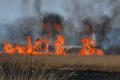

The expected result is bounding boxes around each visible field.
[0,54,120,80]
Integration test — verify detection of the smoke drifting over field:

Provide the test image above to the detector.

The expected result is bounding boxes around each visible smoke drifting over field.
[0,0,120,53]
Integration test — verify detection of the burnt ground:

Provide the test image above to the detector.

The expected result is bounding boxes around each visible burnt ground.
[72,70,120,80]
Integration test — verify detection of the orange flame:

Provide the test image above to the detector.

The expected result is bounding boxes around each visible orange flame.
[54,35,66,55]
[3,36,43,54]
[42,23,49,30]
[54,22,62,31]
[3,41,16,54]
[2,24,103,56]
[78,25,103,56]
[42,22,61,31]
[3,34,67,55]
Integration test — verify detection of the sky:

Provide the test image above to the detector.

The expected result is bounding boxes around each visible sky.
[0,0,22,23]
[0,0,69,23]
[0,0,113,23]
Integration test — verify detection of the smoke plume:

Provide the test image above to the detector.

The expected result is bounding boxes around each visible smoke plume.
[0,0,120,53]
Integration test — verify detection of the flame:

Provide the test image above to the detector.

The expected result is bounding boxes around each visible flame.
[42,23,49,30]
[54,22,62,31]
[54,35,66,55]
[2,22,66,55]
[42,22,61,31]
[78,25,103,56]
[3,41,16,54]
[2,23,103,56]
[78,36,103,56]
[3,34,66,55]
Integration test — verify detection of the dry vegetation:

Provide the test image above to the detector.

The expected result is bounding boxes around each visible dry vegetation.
[0,66,73,80]
[0,54,120,72]
[0,54,120,79]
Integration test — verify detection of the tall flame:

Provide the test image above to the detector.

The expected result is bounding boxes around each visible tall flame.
[2,24,103,56]
[78,25,103,56]
[3,34,67,55]
[54,35,66,55]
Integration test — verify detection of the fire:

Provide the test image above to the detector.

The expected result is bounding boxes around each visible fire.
[78,25,103,56]
[42,22,61,31]
[3,41,16,54]
[54,35,66,55]
[54,22,62,31]
[42,23,49,30]
[78,36,103,56]
[2,34,66,55]
[2,23,103,56]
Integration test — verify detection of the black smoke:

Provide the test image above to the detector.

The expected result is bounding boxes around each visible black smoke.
[42,13,64,40]
[43,13,62,25]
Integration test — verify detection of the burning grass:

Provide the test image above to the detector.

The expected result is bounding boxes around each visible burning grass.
[0,20,111,79]
[2,25,103,56]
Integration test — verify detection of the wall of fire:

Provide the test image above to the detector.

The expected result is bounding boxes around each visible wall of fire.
[0,0,120,53]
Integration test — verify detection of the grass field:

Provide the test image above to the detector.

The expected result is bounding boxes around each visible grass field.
[0,54,120,79]
[0,54,120,72]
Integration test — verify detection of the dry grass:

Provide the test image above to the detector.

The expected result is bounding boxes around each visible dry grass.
[0,54,120,72]
[0,66,73,80]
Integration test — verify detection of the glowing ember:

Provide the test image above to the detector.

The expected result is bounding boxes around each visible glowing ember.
[2,23,103,56]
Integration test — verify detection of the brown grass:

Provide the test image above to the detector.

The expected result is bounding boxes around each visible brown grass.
[0,54,120,72]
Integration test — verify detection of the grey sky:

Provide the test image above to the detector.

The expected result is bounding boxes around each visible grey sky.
[0,0,68,23]
[0,0,113,24]
[0,0,22,23]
